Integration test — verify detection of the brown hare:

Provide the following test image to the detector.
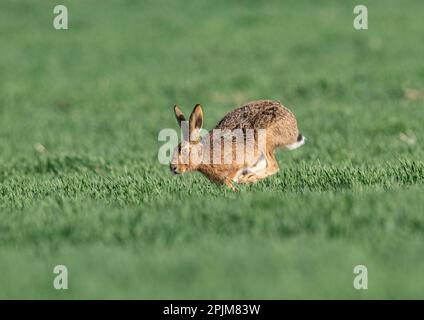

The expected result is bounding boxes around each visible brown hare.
[170,100,304,190]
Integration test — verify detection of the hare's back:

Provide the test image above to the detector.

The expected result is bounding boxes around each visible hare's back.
[214,100,293,130]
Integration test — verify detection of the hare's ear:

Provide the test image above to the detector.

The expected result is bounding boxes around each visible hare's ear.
[174,105,186,128]
[189,104,203,130]
[189,104,203,141]
[175,105,189,141]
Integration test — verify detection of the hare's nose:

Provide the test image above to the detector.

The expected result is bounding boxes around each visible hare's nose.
[170,164,178,175]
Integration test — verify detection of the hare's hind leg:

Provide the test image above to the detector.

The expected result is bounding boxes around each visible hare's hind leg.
[236,150,279,184]
[264,149,279,175]
[254,150,279,180]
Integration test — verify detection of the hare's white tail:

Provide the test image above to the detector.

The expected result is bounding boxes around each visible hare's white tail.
[286,133,305,150]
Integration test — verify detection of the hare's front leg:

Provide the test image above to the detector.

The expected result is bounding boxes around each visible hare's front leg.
[223,177,238,191]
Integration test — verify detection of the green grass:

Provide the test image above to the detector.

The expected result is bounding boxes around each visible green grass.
[0,0,424,298]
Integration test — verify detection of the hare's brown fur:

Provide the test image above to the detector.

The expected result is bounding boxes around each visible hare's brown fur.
[170,100,304,190]
[215,100,299,148]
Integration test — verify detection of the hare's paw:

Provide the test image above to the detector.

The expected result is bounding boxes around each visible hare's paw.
[223,178,238,192]
[236,173,260,184]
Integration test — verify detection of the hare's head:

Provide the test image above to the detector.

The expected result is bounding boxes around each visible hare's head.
[170,104,204,175]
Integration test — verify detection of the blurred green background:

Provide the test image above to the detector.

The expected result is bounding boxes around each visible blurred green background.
[0,0,423,298]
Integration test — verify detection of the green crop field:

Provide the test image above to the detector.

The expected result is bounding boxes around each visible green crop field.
[0,0,423,299]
